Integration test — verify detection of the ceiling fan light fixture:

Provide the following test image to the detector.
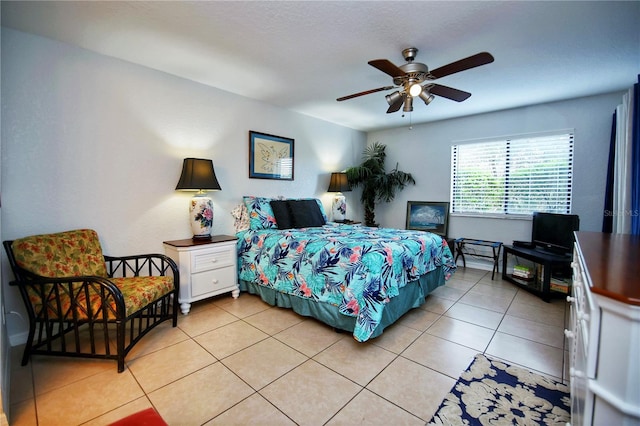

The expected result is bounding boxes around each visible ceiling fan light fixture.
[385,91,402,106]
[419,91,435,105]
[409,83,422,97]
[403,95,413,112]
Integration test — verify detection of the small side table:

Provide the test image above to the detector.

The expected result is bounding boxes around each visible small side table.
[455,238,503,279]
[163,235,239,315]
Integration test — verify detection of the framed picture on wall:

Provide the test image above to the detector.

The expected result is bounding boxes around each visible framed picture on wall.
[249,131,294,180]
[406,201,450,236]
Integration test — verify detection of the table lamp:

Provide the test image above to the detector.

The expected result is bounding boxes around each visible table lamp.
[175,158,221,239]
[327,172,351,221]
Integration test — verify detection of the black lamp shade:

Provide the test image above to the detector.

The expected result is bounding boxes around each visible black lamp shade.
[327,172,351,192]
[175,158,221,191]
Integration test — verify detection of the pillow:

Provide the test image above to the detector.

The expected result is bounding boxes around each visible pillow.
[288,199,326,228]
[230,203,250,233]
[286,198,328,222]
[270,200,295,229]
[312,198,329,222]
[12,229,108,278]
[243,196,277,230]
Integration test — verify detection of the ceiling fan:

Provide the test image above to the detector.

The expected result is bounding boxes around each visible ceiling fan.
[337,47,494,113]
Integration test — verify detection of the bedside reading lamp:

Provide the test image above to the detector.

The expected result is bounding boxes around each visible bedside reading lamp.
[175,158,221,239]
[327,172,351,222]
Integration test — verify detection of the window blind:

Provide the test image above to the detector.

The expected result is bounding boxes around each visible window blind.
[451,132,574,215]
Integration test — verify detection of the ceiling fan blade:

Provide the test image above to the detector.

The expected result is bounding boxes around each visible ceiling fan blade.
[429,52,494,79]
[336,86,394,101]
[368,59,405,78]
[386,94,405,113]
[429,84,472,102]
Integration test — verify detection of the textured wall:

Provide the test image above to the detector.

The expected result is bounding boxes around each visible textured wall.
[0,28,366,341]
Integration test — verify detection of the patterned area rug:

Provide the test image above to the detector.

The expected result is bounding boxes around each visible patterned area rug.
[428,353,571,425]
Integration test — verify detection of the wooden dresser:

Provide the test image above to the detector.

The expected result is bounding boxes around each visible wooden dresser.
[567,231,640,425]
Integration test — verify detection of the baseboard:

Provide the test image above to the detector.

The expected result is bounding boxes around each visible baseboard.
[8,331,27,347]
[458,259,495,272]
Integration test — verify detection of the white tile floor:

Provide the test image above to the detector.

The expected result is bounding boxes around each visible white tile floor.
[8,268,569,425]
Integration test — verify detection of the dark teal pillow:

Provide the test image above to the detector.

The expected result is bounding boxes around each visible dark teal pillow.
[270,200,295,229]
[288,199,326,228]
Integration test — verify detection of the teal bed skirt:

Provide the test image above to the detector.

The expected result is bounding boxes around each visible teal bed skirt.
[239,266,446,340]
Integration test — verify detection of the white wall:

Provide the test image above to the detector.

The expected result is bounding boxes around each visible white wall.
[0,28,366,342]
[368,92,624,246]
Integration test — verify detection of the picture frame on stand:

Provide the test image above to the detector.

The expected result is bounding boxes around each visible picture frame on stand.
[406,201,450,236]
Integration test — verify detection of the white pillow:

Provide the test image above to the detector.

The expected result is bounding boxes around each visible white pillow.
[230,203,250,233]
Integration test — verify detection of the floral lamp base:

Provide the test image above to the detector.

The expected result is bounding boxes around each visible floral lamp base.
[332,193,347,222]
[190,195,213,239]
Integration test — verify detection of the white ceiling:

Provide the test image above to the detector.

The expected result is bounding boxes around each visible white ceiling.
[2,1,639,132]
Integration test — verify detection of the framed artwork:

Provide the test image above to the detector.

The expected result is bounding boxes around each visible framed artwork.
[406,201,450,236]
[249,131,294,180]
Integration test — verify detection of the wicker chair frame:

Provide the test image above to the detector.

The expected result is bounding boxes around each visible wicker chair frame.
[3,240,180,373]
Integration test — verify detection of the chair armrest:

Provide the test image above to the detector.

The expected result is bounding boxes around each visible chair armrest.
[9,274,127,319]
[104,254,179,290]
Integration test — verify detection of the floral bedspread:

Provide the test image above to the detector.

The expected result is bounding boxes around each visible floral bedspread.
[237,224,456,341]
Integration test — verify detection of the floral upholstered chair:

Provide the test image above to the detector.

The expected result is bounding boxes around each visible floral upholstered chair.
[3,229,179,372]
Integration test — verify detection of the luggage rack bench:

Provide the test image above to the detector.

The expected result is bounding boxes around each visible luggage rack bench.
[454,238,503,279]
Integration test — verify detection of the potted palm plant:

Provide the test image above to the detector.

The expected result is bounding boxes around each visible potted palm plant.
[345,142,415,227]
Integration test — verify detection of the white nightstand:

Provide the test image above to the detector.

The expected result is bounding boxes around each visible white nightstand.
[163,235,239,315]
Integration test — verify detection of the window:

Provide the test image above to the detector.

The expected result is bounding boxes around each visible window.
[451,131,574,216]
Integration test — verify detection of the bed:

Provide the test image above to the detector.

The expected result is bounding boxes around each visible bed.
[233,196,456,342]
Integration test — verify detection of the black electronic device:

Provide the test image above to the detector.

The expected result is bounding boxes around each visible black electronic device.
[513,240,535,248]
[531,212,580,255]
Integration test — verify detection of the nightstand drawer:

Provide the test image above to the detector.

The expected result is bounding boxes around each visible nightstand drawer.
[191,266,236,297]
[192,245,235,272]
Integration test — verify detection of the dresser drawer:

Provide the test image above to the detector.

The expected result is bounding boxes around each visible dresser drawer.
[192,244,235,273]
[191,265,236,298]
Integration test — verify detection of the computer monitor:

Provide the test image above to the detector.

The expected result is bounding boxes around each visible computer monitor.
[532,212,580,255]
